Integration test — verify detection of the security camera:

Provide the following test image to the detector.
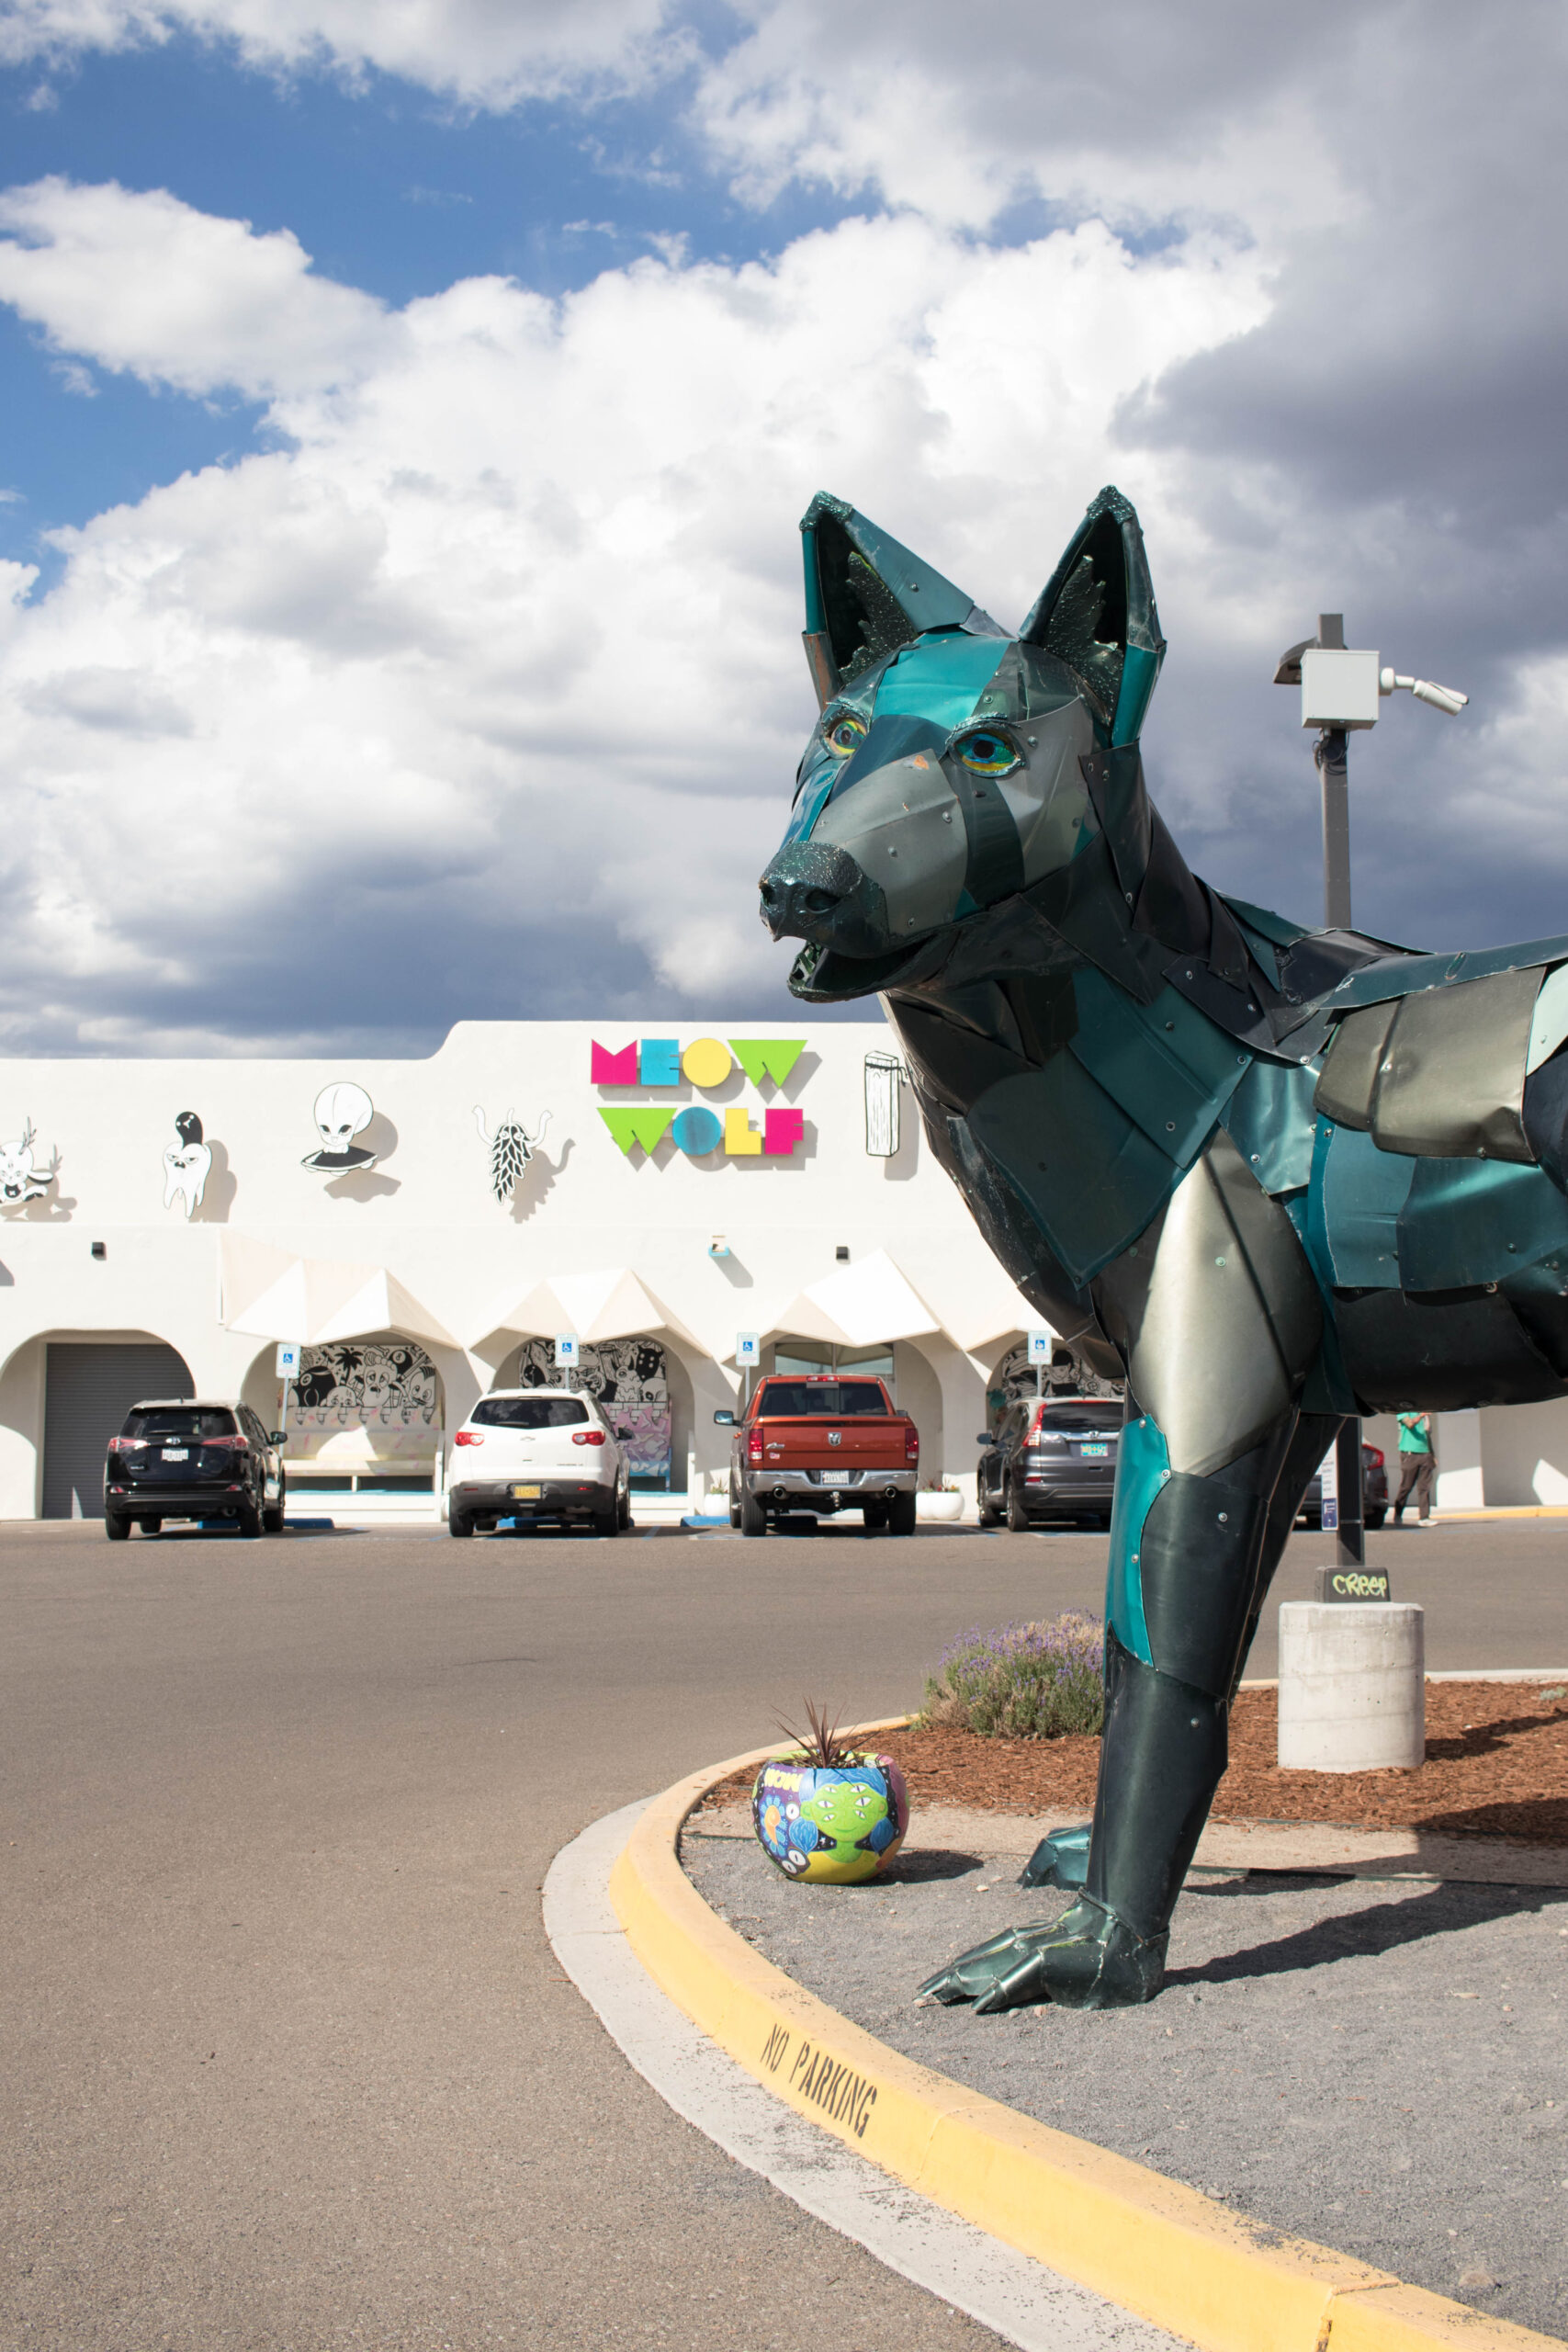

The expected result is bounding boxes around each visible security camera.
[1379,668,1468,716]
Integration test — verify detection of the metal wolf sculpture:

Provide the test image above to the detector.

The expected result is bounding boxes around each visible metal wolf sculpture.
[759,485,1568,2011]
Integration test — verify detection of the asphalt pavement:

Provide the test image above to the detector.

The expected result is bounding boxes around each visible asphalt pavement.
[3,1513,1566,2350]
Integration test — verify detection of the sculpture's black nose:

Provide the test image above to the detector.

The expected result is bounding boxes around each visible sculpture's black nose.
[758,842,863,941]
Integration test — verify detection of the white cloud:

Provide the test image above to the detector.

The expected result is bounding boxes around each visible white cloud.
[0,182,1271,1050]
[0,177,391,397]
[0,0,676,103]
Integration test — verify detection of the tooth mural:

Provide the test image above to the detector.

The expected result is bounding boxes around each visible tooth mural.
[759,481,1568,2012]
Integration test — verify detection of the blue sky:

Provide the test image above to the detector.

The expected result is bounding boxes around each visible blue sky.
[0,27,852,568]
[0,1,1565,1055]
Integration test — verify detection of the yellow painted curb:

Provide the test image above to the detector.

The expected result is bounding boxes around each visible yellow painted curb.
[609,1724,1558,2352]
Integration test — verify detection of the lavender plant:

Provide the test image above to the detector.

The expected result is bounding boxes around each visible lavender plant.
[918,1612,1105,1739]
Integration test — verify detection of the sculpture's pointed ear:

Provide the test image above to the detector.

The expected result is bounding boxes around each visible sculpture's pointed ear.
[1020,486,1166,744]
[798,492,987,708]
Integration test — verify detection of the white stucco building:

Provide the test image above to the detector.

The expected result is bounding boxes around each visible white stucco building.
[2,1012,1562,1521]
[0,1017,1058,1520]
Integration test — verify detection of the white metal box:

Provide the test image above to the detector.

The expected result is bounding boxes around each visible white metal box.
[1301,647,1381,729]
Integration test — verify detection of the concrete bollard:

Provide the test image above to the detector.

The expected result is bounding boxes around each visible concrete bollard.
[1276,1601,1425,1771]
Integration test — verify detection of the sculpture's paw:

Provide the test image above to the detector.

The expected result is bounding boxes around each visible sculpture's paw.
[1018,1824,1090,1892]
[916,1898,1168,2013]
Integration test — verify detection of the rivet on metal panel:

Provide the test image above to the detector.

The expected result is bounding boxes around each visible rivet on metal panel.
[1217,1512,1228,1523]
[1166,1122,1175,1133]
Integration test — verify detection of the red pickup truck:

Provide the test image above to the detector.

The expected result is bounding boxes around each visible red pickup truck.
[718,1374,919,1537]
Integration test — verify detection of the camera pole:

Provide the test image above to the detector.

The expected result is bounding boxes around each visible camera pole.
[1274,616,1467,1567]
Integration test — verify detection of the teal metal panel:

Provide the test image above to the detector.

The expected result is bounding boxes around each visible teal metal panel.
[1316,1123,1415,1288]
[1104,1414,1169,1668]
[967,1052,1179,1287]
[1397,1156,1568,1293]
[1067,967,1247,1166]
[1325,940,1568,1012]
[1223,1059,1319,1195]
[874,636,1010,729]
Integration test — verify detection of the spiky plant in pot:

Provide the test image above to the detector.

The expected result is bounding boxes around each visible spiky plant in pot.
[752,1699,909,1883]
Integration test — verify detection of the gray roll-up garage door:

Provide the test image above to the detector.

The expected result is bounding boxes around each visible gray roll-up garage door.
[43,1342,195,1520]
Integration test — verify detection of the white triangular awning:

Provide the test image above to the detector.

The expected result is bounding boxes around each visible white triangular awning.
[220,1236,457,1351]
[749,1248,942,1357]
[731,1248,1048,1361]
[470,1266,700,1353]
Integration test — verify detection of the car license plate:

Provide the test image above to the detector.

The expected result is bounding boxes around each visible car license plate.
[820,1470,851,1487]
[161,1448,188,1461]
[511,1484,540,1499]
[1078,1443,1108,1457]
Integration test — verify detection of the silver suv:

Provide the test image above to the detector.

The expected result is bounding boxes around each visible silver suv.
[977,1396,1122,1530]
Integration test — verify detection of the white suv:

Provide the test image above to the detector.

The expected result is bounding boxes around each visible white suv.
[448,1388,630,1537]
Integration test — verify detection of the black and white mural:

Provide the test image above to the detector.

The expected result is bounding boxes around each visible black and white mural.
[302,1080,381,1171]
[287,1340,440,1465]
[987,1340,1122,1427]
[473,1104,551,1204]
[863,1050,906,1157]
[163,1110,212,1218]
[0,1119,60,1208]
[512,1335,671,1482]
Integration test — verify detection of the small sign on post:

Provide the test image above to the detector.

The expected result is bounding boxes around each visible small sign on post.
[1318,1439,1339,1533]
[1027,1328,1051,1397]
[735,1332,761,1366]
[275,1340,302,1446]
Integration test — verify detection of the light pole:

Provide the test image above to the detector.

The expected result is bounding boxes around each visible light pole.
[1273,617,1469,1564]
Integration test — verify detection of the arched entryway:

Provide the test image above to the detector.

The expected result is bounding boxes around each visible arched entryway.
[254,1332,445,1495]
[986,1338,1122,1431]
[42,1336,196,1518]
[492,1335,687,1490]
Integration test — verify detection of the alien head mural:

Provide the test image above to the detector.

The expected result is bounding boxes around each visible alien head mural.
[303,1080,380,1172]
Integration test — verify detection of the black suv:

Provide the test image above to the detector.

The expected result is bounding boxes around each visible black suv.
[105,1399,287,1540]
[977,1396,1122,1530]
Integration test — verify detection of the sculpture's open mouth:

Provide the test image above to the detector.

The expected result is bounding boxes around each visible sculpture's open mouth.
[785,937,945,1002]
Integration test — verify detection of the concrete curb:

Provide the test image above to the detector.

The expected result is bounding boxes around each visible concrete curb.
[545,1798,1183,2352]
[609,1724,1559,2352]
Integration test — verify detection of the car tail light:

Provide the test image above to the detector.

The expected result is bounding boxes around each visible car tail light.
[572,1429,606,1446]
[111,1437,146,1452]
[904,1423,919,1462]
[1363,1444,1384,1469]
[202,1434,247,1452]
[454,1430,482,1446]
[747,1427,764,1464]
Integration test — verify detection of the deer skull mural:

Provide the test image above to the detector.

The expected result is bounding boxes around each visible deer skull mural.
[473,1105,551,1204]
[760,482,1568,2012]
[303,1080,380,1172]
[0,1119,60,1207]
[163,1110,212,1219]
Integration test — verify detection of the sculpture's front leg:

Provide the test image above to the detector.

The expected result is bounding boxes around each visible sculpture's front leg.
[920,1133,1327,2012]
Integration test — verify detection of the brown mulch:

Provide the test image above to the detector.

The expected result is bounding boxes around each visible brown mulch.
[697,1681,1568,1845]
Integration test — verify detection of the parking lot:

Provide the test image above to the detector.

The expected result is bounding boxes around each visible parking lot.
[3,1514,1565,2349]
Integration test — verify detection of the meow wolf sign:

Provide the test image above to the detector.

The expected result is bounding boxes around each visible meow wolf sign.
[591,1036,807,1160]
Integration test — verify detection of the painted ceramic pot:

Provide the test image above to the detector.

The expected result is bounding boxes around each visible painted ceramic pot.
[751,1751,910,1883]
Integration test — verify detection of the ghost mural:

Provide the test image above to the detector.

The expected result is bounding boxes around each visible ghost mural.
[0,1120,60,1208]
[303,1080,381,1172]
[163,1110,212,1218]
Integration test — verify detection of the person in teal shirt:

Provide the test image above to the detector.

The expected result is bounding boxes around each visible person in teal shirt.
[1394,1411,1435,1526]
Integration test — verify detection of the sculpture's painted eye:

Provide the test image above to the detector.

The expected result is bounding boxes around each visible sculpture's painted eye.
[954,728,1021,776]
[826,713,866,756]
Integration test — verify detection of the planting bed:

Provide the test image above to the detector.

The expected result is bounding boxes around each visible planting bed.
[697,1679,1568,1844]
